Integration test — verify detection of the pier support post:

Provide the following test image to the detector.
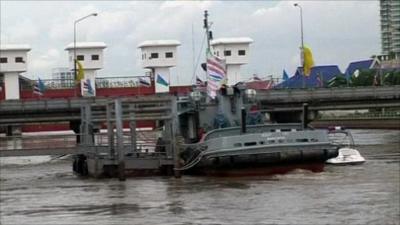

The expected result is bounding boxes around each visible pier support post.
[115,99,126,181]
[106,103,115,158]
[302,103,309,129]
[129,104,137,154]
[170,97,181,178]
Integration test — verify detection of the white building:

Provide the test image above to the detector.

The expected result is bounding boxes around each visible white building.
[65,42,106,96]
[211,37,253,85]
[0,44,31,100]
[138,40,180,93]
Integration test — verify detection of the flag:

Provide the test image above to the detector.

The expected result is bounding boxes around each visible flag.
[33,78,45,96]
[139,77,151,87]
[303,46,314,76]
[206,51,226,99]
[75,60,85,83]
[156,73,169,87]
[196,76,205,86]
[316,73,323,87]
[83,79,94,96]
[282,70,289,81]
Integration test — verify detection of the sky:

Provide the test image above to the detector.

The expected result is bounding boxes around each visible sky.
[0,1,381,85]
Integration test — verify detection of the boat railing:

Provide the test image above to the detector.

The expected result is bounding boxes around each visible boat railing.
[203,123,303,141]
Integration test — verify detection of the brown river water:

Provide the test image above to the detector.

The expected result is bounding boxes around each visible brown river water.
[0,129,399,225]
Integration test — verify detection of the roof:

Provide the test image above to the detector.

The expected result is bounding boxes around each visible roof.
[65,42,107,50]
[211,37,253,45]
[0,44,31,51]
[137,40,181,48]
[344,59,374,78]
[245,80,273,90]
[276,65,342,88]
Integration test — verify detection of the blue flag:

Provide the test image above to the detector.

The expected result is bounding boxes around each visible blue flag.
[156,74,169,87]
[33,78,46,96]
[283,70,289,81]
[83,79,94,95]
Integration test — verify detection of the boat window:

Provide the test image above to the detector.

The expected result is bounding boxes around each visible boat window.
[296,138,309,142]
[244,142,257,146]
[278,139,284,143]
[77,55,84,61]
[259,141,265,145]
[238,50,246,56]
[268,140,275,144]
[234,143,242,147]
[310,138,319,142]
[0,57,7,63]
[270,129,275,132]
[281,129,291,132]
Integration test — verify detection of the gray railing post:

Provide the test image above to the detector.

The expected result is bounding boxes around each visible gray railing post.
[106,103,115,158]
[129,104,137,154]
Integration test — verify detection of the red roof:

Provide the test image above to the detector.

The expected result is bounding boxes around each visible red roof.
[245,80,274,90]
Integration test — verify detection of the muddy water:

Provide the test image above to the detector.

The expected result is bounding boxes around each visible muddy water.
[0,129,399,225]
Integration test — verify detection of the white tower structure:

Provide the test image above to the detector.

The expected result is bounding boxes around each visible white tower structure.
[0,44,31,100]
[211,37,253,85]
[65,42,106,96]
[137,40,180,93]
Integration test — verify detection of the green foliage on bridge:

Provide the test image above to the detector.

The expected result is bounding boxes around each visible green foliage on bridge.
[328,69,400,87]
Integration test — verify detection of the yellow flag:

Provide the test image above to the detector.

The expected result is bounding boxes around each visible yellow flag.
[303,46,314,76]
[75,60,85,83]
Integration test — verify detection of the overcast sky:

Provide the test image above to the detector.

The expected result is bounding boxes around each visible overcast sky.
[1,1,381,85]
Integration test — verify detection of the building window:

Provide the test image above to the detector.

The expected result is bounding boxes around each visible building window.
[224,50,231,56]
[15,57,24,63]
[77,55,84,61]
[91,55,99,60]
[0,57,7,63]
[150,53,158,59]
[238,50,246,56]
[165,52,173,58]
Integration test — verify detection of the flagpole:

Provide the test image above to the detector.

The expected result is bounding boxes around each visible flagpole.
[294,3,305,88]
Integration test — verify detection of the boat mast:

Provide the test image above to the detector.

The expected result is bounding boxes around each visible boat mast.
[203,10,211,53]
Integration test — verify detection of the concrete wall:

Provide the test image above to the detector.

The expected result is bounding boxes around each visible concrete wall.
[4,72,20,100]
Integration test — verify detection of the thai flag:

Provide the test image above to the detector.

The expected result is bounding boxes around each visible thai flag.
[83,79,94,95]
[206,54,226,99]
[33,78,45,96]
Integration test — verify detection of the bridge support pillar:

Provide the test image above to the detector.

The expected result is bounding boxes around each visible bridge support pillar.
[70,121,81,143]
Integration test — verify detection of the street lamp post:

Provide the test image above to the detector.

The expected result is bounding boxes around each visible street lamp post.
[74,13,97,96]
[294,3,305,88]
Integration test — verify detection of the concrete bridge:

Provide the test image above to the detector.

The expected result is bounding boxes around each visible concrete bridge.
[1,85,399,126]
[256,85,400,122]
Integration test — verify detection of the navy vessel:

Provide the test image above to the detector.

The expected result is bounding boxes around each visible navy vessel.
[175,11,339,176]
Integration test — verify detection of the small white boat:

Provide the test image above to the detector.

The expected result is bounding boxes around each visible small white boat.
[326,147,366,165]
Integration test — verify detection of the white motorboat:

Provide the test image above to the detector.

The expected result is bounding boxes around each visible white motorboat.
[326,147,366,165]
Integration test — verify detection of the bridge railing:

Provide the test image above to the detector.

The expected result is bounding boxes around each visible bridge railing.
[20,76,151,90]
